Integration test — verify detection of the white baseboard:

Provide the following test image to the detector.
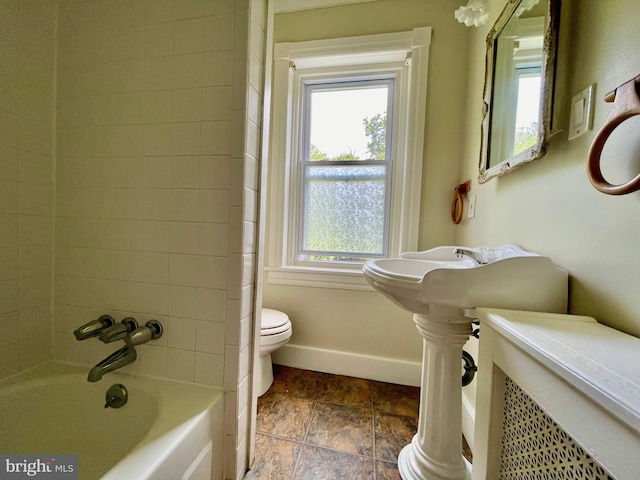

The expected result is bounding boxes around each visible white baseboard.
[272,343,422,386]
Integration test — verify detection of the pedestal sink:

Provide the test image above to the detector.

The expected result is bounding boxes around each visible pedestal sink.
[362,245,567,480]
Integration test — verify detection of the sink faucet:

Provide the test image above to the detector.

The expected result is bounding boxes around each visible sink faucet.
[87,345,137,382]
[453,247,483,264]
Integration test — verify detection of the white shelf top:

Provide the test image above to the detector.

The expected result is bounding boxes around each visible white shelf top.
[477,308,640,436]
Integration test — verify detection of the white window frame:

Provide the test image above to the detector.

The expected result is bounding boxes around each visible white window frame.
[266,27,432,290]
[298,77,394,261]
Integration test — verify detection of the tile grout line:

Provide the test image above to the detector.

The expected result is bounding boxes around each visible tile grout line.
[290,395,319,479]
[370,379,379,480]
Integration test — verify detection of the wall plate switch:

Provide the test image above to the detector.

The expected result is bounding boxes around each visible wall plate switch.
[568,84,595,140]
[467,195,477,219]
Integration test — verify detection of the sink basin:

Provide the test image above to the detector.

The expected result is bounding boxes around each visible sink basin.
[363,245,568,480]
[363,245,568,315]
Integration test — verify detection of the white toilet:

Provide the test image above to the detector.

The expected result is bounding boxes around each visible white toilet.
[258,308,292,396]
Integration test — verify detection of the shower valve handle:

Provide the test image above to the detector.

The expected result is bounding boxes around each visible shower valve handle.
[73,315,115,341]
[125,320,163,346]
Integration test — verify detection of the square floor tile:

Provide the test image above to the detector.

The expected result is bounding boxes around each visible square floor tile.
[294,445,374,480]
[316,374,372,408]
[247,434,301,479]
[375,460,402,480]
[305,402,373,456]
[372,381,420,418]
[270,365,331,399]
[257,392,314,441]
[374,411,418,462]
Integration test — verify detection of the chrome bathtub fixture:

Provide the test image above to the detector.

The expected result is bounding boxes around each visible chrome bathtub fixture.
[81,317,163,382]
[99,317,138,343]
[73,315,115,341]
[88,346,137,383]
[105,384,128,409]
[363,245,567,480]
[125,320,163,347]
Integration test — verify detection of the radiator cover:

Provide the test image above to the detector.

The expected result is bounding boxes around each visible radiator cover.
[499,377,614,480]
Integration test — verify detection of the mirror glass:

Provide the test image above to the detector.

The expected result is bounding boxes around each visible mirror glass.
[479,0,559,183]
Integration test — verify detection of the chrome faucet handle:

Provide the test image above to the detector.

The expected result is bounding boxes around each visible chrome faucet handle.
[99,317,138,343]
[125,320,163,347]
[104,384,128,409]
[73,315,115,341]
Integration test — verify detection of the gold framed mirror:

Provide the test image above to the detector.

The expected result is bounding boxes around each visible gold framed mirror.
[479,0,560,183]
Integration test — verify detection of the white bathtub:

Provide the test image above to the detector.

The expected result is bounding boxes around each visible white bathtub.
[0,362,223,480]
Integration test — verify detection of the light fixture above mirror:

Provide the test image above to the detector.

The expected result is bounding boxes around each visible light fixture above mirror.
[478,0,560,183]
[455,0,490,27]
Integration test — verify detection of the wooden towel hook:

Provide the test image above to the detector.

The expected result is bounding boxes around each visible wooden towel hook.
[587,74,640,195]
[451,180,471,225]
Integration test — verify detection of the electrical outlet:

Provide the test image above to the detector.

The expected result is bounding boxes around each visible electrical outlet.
[467,195,477,219]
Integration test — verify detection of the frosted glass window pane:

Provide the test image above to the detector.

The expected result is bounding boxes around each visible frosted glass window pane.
[308,85,389,161]
[301,166,386,257]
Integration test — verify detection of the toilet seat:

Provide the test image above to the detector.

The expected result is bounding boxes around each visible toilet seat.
[261,308,291,336]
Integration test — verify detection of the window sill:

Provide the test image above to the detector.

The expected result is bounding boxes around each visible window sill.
[265,266,375,291]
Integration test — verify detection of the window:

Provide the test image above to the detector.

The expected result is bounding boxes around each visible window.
[300,79,393,262]
[489,16,545,162]
[267,28,432,289]
[512,66,542,155]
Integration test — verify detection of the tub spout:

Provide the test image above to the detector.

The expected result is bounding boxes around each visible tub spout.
[88,346,137,382]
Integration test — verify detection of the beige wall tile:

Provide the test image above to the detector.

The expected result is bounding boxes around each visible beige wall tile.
[173,18,203,55]
[166,347,195,381]
[203,14,234,52]
[169,221,198,253]
[194,351,224,386]
[197,255,227,289]
[196,287,226,320]
[146,0,174,24]
[174,0,203,20]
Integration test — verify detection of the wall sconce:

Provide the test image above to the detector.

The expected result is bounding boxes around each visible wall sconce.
[454,0,489,27]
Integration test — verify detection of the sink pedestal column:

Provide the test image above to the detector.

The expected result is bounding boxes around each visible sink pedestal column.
[398,309,472,480]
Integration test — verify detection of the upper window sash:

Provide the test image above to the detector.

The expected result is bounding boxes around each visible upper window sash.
[301,78,395,162]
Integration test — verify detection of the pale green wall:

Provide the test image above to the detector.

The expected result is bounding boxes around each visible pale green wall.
[457,0,640,337]
[264,0,469,365]
[265,0,640,371]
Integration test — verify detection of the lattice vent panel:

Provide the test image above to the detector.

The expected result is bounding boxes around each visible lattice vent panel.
[499,376,615,480]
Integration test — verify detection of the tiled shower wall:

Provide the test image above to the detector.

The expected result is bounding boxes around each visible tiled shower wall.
[0,0,56,378]
[53,0,242,385]
[0,0,265,478]
[224,0,266,477]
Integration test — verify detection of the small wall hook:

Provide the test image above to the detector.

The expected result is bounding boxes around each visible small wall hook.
[587,74,640,195]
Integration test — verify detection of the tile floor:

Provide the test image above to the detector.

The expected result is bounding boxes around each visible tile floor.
[245,365,472,480]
